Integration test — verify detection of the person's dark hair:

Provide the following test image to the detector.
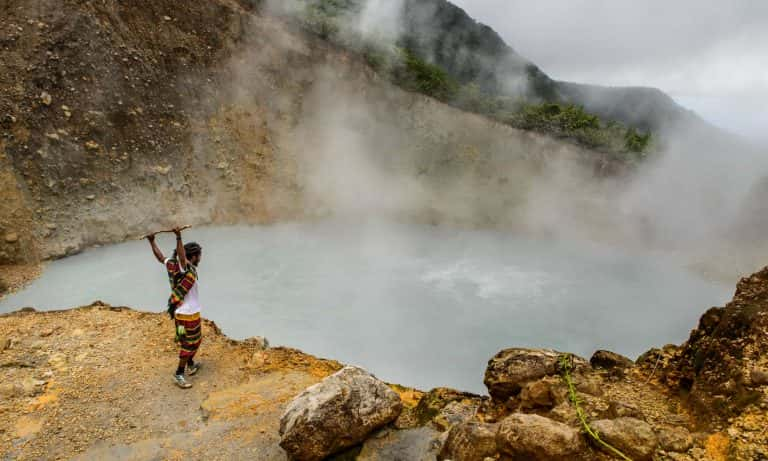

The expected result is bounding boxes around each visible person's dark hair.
[173,242,202,259]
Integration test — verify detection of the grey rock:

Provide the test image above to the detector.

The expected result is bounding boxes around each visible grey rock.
[484,348,586,401]
[607,400,644,419]
[496,413,586,460]
[358,427,441,461]
[279,366,403,461]
[439,421,499,461]
[591,417,658,461]
[658,426,693,453]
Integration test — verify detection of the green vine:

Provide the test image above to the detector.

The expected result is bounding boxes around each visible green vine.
[558,354,633,461]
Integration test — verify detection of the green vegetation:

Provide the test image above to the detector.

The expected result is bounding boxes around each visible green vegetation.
[391,49,458,101]
[624,128,652,153]
[289,0,653,159]
[559,355,633,461]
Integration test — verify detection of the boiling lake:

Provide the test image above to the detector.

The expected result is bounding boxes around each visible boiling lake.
[0,221,732,393]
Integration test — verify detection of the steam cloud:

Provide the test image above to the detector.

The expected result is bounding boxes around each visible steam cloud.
[221,0,768,281]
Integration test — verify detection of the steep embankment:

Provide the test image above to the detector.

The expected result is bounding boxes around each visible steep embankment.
[0,0,617,272]
[1,267,767,460]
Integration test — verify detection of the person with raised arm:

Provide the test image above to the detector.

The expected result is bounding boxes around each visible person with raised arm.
[147,227,204,389]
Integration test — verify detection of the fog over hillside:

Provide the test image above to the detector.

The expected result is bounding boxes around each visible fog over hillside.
[451,0,768,145]
[260,0,768,279]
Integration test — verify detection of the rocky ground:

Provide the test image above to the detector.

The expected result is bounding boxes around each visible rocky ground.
[1,267,767,461]
[0,304,344,460]
[0,263,41,298]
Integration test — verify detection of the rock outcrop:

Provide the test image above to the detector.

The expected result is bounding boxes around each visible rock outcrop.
[278,366,403,461]
[484,348,586,402]
[3,263,768,460]
[668,266,768,421]
[0,0,605,269]
[590,417,657,461]
[438,421,498,461]
[590,350,634,371]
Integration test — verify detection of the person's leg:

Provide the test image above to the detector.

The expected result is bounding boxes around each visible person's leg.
[184,317,203,375]
[173,315,193,388]
[176,357,188,376]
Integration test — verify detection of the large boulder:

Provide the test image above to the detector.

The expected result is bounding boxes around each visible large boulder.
[438,421,499,461]
[279,366,403,461]
[495,413,586,460]
[484,348,586,402]
[590,417,658,461]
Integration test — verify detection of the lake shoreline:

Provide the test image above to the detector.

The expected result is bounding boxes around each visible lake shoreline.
[1,261,767,460]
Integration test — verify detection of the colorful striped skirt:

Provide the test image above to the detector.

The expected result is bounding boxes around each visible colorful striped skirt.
[175,312,202,359]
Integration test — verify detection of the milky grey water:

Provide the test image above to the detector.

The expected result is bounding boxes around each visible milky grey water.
[0,221,732,393]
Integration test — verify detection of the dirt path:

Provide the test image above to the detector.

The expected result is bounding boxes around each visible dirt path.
[0,304,342,460]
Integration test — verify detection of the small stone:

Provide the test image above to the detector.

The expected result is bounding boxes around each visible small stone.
[40,91,52,106]
[750,369,768,386]
[0,336,10,351]
[153,165,171,175]
[0,383,22,398]
[39,328,54,337]
[45,223,57,230]
[21,377,46,396]
[86,195,96,200]
[574,375,603,396]
[163,15,172,21]
[590,417,658,461]
[607,400,644,419]
[658,426,693,453]
[85,140,100,150]
[4,233,18,243]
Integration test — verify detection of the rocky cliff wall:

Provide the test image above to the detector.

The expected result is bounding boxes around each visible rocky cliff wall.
[0,0,614,263]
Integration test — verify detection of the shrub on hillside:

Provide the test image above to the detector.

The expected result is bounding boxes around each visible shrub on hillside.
[391,49,458,102]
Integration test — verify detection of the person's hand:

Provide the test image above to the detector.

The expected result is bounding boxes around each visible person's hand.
[146,233,156,242]
[173,227,183,237]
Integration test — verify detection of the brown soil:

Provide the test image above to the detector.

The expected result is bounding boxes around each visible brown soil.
[0,304,343,460]
[0,263,42,299]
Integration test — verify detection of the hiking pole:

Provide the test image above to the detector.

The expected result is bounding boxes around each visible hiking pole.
[136,225,192,240]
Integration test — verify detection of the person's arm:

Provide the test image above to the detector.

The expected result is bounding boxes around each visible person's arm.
[174,227,188,269]
[147,234,165,263]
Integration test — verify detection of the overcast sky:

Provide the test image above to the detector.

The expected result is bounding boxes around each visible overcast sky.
[450,0,768,145]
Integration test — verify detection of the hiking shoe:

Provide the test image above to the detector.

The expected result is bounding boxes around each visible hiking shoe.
[187,362,202,376]
[173,374,192,389]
